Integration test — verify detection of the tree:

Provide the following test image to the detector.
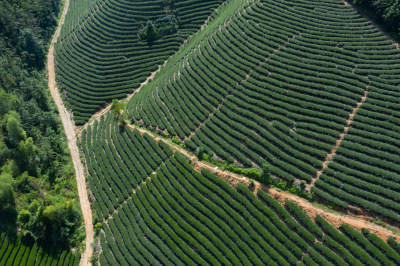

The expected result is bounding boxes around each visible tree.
[382,1,400,27]
[5,111,26,147]
[111,99,125,118]
[42,205,56,223]
[40,200,81,243]
[0,89,17,117]
[94,222,102,235]
[147,20,158,40]
[354,0,400,33]
[18,209,31,225]
[28,200,40,214]
[0,140,10,166]
[118,111,128,127]
[259,163,272,184]
[16,137,38,176]
[374,0,394,14]
[197,146,206,160]
[0,173,14,211]
[14,172,35,194]
[0,72,17,92]
[0,0,81,243]
[172,136,180,144]
[249,181,255,191]
[139,20,160,44]
[19,28,45,69]
[27,205,46,239]
[300,180,306,192]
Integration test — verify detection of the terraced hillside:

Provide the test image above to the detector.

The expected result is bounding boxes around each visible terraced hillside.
[0,232,78,265]
[312,75,400,221]
[82,113,400,265]
[55,0,223,124]
[127,0,400,222]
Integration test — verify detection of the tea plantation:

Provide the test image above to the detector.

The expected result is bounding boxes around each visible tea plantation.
[82,113,400,265]
[52,0,400,264]
[128,0,400,222]
[55,0,224,124]
[0,233,78,266]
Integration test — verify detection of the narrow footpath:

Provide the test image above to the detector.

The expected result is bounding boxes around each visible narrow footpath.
[307,84,369,190]
[47,0,93,264]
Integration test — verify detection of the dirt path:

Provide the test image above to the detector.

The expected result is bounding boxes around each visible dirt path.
[127,124,400,240]
[47,0,93,265]
[307,84,369,190]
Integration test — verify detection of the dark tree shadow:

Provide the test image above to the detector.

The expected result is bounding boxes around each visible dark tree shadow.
[0,207,18,235]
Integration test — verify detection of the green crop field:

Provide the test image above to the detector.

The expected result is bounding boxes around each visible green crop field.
[82,113,400,265]
[49,0,400,263]
[127,0,400,222]
[0,232,77,266]
[55,0,223,124]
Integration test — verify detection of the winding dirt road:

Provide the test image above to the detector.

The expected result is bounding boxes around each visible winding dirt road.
[47,0,93,264]
[128,124,400,240]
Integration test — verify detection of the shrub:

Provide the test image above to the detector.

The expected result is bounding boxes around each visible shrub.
[172,136,180,145]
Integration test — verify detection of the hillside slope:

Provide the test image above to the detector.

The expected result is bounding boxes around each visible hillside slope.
[127,0,400,222]
[55,0,224,124]
[82,113,400,265]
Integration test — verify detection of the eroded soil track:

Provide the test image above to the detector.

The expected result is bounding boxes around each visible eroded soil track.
[128,124,400,241]
[307,83,369,190]
[47,0,93,264]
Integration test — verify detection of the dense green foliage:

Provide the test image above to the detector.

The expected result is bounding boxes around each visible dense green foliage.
[352,0,400,36]
[0,0,81,245]
[128,0,400,222]
[139,16,179,44]
[55,0,224,124]
[82,112,400,265]
[0,232,78,265]
[0,0,60,69]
